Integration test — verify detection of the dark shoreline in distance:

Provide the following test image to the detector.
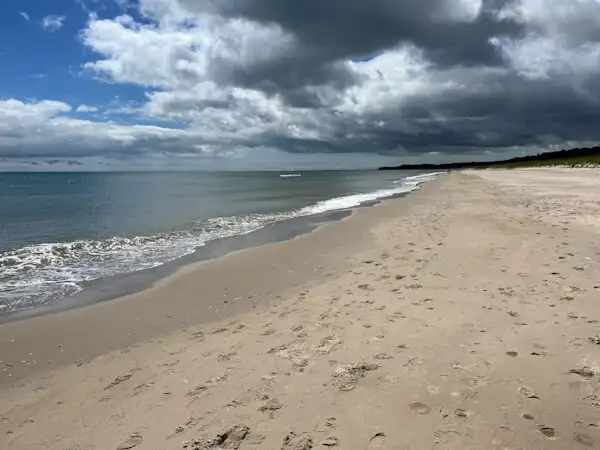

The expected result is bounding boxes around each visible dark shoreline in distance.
[379,146,600,170]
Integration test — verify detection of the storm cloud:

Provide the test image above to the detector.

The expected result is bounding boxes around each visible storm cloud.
[3,0,600,168]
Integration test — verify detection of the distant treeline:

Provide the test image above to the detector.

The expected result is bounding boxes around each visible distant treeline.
[379,146,600,170]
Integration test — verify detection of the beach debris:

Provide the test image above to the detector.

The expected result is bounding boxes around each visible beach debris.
[570,366,595,379]
[409,402,431,415]
[332,360,380,391]
[522,413,535,420]
[183,424,250,449]
[537,425,557,439]
[574,432,595,447]
[261,327,277,336]
[374,353,393,360]
[282,431,313,450]
[506,351,518,357]
[117,433,143,450]
[507,311,519,317]
[104,374,132,390]
[320,436,339,447]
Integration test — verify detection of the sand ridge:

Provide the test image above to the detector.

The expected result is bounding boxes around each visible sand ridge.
[1,169,600,449]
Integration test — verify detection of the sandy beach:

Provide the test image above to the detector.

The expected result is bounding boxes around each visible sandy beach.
[2,168,600,449]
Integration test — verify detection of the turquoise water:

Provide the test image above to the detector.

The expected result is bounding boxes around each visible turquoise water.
[0,170,436,313]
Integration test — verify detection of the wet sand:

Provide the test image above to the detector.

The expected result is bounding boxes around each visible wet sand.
[2,169,600,449]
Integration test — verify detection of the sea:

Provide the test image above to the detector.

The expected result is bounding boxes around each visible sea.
[0,170,438,316]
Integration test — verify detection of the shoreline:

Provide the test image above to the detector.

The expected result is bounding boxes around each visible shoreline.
[0,177,443,382]
[3,168,600,450]
[1,208,354,323]
[1,175,436,323]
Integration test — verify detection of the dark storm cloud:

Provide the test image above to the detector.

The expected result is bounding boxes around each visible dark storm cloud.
[209,57,361,108]
[189,0,523,99]
[254,68,600,157]
[206,0,520,63]
[173,0,600,158]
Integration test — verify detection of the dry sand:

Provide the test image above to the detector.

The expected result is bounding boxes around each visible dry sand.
[2,168,600,449]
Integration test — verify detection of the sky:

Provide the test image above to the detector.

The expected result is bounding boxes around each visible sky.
[1,0,600,171]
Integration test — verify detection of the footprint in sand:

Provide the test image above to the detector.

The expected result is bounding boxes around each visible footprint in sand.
[409,401,431,415]
[117,433,143,449]
[282,431,313,450]
[261,327,277,336]
[104,373,133,390]
[537,425,557,440]
[574,432,595,447]
[320,437,339,447]
[589,335,600,345]
[369,432,387,449]
[570,367,595,379]
[132,383,153,396]
[519,386,539,399]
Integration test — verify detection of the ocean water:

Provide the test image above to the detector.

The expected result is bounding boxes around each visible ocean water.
[0,170,438,315]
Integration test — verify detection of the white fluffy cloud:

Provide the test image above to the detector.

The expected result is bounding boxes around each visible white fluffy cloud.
[0,99,190,157]
[4,0,600,169]
[75,104,99,113]
[42,15,66,32]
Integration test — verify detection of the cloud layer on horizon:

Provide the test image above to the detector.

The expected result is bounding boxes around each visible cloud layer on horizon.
[3,0,600,168]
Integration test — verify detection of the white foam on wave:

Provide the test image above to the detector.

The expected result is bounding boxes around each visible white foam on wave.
[0,211,305,313]
[279,174,302,178]
[0,172,439,313]
[404,172,445,182]
[301,172,440,214]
